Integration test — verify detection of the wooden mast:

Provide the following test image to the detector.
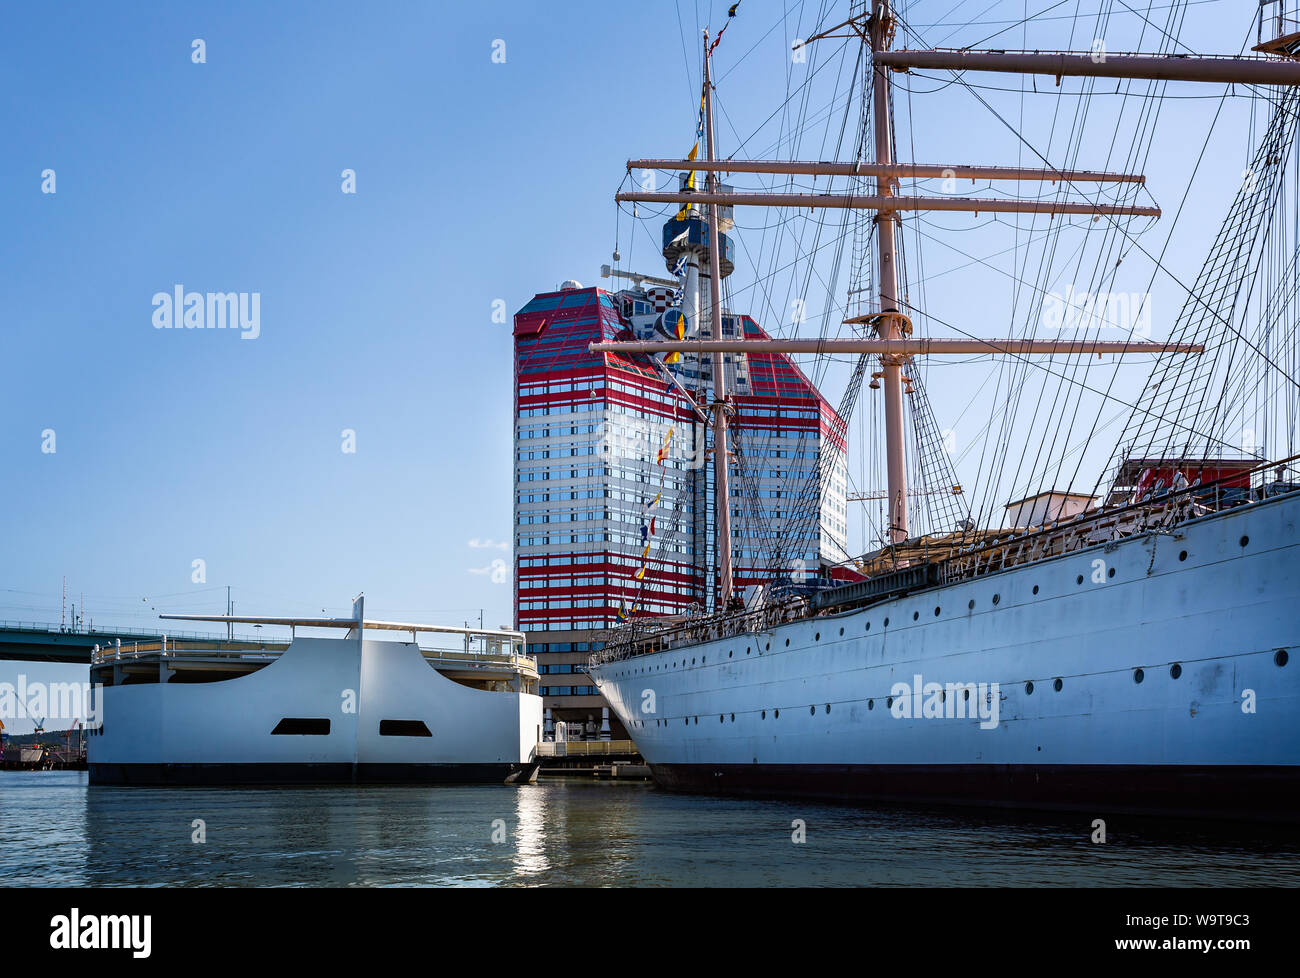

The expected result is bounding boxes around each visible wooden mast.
[703,31,735,608]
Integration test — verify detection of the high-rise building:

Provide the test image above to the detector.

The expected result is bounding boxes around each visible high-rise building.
[512,195,848,739]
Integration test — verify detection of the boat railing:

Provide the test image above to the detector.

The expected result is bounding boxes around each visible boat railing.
[590,455,1300,665]
[536,739,638,757]
[90,638,288,665]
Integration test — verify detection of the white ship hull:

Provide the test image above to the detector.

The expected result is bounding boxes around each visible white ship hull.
[89,635,543,786]
[591,493,1300,819]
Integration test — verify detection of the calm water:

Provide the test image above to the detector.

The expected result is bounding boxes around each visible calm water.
[2,771,1298,886]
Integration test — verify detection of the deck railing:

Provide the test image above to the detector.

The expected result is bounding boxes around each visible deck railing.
[536,739,638,757]
[591,456,1300,666]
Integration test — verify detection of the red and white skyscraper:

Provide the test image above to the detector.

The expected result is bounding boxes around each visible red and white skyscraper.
[513,190,848,737]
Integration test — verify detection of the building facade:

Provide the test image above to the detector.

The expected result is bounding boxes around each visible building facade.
[513,199,848,739]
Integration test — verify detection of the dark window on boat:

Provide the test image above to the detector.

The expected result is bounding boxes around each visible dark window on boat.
[934,606,941,616]
[913,611,919,621]
[815,632,820,641]
[1032,585,1039,595]
[379,720,432,737]
[1179,550,1188,561]
[1276,649,1290,667]
[1077,575,1084,585]
[272,718,330,736]
[992,594,1000,605]
[1240,535,1250,547]
[810,705,815,715]
[1053,678,1063,692]
[774,709,780,719]
[1134,668,1145,684]
[1108,567,1116,578]
[839,627,844,636]
[968,599,975,609]
[884,617,890,627]
[1025,682,1034,695]
[1170,663,1182,679]
[868,699,874,710]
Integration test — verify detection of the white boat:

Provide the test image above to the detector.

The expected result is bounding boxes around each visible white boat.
[592,489,1300,818]
[87,597,543,785]
[584,2,1300,819]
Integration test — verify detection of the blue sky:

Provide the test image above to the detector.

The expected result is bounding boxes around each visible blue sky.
[0,0,1269,730]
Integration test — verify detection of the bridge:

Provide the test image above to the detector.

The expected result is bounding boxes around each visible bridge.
[0,620,275,664]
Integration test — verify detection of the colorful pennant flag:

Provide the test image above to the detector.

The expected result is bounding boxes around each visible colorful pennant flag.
[675,90,707,221]
[709,1,742,56]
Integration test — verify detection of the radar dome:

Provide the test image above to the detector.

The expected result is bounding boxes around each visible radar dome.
[559,279,583,291]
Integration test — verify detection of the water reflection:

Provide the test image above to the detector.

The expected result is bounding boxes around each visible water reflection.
[511,784,549,879]
[3,772,1298,887]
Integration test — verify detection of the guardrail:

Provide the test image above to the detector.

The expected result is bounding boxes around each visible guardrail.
[1,620,270,644]
[536,739,638,757]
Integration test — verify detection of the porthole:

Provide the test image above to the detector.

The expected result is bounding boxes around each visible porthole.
[774,709,780,719]
[963,688,970,701]
[691,658,696,665]
[784,638,790,647]
[1025,681,1034,695]
[1077,574,1084,585]
[815,632,820,641]
[1276,649,1290,667]
[684,718,688,725]
[839,627,844,636]
[810,705,815,716]
[825,704,831,714]
[729,650,733,658]
[1240,535,1250,547]
[1134,668,1145,684]
[992,594,1001,605]
[934,606,941,616]
[884,617,890,627]
[968,599,975,609]
[720,715,725,723]
[868,699,875,710]
[694,716,698,724]
[1170,663,1182,679]
[866,621,871,631]
[1032,585,1039,595]
[730,713,735,722]
[1179,550,1188,562]
[886,696,893,709]
[1108,567,1116,578]
[766,642,770,651]
[761,710,766,719]
[913,611,919,621]
[1053,678,1063,692]
[747,646,751,654]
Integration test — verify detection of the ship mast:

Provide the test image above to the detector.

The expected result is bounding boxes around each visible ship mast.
[703,31,736,607]
[869,0,908,543]
[598,0,1297,561]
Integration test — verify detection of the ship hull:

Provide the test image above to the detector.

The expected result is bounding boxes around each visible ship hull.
[591,492,1300,819]
[88,636,543,787]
